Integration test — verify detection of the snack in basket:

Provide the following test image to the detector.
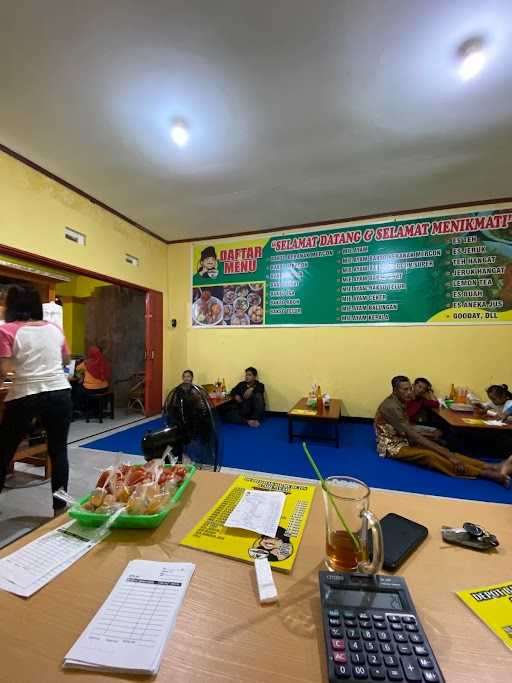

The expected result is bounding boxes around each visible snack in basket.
[82,462,188,516]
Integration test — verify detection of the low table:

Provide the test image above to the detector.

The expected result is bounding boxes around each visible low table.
[288,397,342,447]
[435,406,512,431]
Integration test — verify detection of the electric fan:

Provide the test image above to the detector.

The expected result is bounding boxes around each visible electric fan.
[141,383,221,470]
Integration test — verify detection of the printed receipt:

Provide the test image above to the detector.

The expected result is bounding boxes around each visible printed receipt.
[225,489,285,538]
[64,560,195,675]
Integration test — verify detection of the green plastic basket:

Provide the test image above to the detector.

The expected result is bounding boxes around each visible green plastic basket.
[68,464,196,529]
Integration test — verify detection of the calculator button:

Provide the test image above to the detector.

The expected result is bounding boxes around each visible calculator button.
[422,672,439,682]
[353,664,369,679]
[367,654,382,666]
[343,611,356,619]
[349,640,362,652]
[380,642,394,654]
[377,631,390,641]
[346,629,360,639]
[372,614,385,621]
[398,645,412,656]
[405,624,419,632]
[390,622,403,631]
[383,655,397,667]
[387,615,401,623]
[365,641,378,653]
[331,628,344,638]
[387,668,403,681]
[333,651,348,664]
[330,618,341,626]
[401,616,416,624]
[358,612,370,621]
[329,609,341,618]
[360,620,373,628]
[409,634,423,644]
[413,646,428,657]
[331,639,346,651]
[344,620,357,627]
[334,663,350,679]
[362,629,374,640]
[351,653,366,665]
[375,622,388,630]
[400,657,422,682]
[418,658,434,670]
[369,667,385,680]
[393,633,408,643]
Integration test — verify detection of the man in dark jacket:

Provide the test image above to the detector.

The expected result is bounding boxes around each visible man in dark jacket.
[224,367,265,427]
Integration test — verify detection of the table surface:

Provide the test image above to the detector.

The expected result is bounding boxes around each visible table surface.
[289,397,342,420]
[436,406,512,430]
[209,395,231,408]
[2,470,511,683]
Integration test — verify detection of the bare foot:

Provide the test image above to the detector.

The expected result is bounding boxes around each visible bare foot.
[484,469,510,488]
[247,419,260,428]
[499,454,512,478]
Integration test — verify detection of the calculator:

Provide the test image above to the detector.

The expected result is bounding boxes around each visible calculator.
[319,572,445,683]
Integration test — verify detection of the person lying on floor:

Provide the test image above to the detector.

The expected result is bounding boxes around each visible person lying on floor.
[375,375,512,487]
[224,366,265,428]
[406,377,443,441]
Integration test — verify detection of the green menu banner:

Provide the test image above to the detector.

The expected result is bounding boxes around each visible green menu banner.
[191,208,512,327]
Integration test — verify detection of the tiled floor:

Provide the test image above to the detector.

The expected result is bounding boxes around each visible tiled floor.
[0,414,154,549]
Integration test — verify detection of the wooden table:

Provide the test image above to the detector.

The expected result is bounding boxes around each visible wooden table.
[209,394,231,409]
[288,397,342,447]
[436,406,512,430]
[2,471,511,683]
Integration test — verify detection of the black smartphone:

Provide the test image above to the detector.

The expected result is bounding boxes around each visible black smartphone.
[379,513,428,571]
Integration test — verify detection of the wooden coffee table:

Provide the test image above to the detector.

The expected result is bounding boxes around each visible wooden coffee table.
[435,406,512,431]
[287,397,342,447]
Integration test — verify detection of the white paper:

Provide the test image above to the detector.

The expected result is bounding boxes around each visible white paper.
[63,560,195,675]
[484,420,506,427]
[0,521,100,597]
[225,489,285,538]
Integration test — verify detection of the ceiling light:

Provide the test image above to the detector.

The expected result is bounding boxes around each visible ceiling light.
[458,38,487,81]
[170,121,189,147]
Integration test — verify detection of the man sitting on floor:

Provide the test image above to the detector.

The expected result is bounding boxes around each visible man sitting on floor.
[375,375,512,487]
[223,367,265,428]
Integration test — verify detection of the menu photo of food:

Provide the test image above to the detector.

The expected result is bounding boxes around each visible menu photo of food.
[192,282,265,326]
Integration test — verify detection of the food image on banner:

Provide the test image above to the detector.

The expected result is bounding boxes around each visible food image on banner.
[191,208,512,327]
[192,284,265,326]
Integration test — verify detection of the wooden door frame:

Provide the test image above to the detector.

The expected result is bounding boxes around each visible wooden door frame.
[0,243,164,413]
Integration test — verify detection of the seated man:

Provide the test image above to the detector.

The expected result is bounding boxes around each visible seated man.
[375,375,512,487]
[223,367,265,428]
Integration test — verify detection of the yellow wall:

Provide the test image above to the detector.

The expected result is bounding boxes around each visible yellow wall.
[0,150,171,391]
[3,147,511,415]
[168,204,512,417]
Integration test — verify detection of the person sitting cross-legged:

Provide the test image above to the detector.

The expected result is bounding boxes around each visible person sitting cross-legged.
[375,375,512,487]
[223,366,265,428]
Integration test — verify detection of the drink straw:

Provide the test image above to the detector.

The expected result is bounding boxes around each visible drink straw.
[302,442,361,551]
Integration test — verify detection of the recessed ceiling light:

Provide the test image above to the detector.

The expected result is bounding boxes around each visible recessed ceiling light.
[170,120,189,147]
[458,37,487,81]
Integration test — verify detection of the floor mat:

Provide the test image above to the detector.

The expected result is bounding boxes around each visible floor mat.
[81,416,512,504]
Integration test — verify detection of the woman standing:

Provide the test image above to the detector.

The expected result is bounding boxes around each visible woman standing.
[0,285,72,514]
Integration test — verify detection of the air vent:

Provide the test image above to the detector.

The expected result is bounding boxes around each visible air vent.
[65,227,86,245]
[125,254,139,267]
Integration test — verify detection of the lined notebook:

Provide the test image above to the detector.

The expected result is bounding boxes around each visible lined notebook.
[63,560,195,674]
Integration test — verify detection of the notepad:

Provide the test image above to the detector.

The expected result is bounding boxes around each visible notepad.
[63,560,195,675]
[0,521,101,597]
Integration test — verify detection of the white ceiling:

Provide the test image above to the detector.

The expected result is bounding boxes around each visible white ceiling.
[1,0,512,242]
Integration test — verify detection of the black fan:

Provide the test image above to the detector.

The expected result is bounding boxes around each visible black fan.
[141,383,221,470]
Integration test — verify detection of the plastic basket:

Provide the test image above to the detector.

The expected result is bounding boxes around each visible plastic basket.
[68,464,196,529]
